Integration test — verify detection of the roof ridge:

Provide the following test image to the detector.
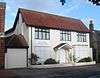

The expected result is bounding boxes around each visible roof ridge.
[19,8,81,22]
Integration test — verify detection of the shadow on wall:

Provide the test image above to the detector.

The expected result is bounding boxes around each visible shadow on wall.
[0,64,4,69]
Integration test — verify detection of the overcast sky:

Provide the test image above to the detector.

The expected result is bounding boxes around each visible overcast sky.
[1,0,100,30]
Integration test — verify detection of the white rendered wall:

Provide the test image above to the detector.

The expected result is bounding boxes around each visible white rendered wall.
[5,13,29,43]
[28,27,92,63]
[28,28,56,63]
[74,45,92,62]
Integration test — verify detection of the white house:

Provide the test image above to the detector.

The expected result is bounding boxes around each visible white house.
[5,8,93,68]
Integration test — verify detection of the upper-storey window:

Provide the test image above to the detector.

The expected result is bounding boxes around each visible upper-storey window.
[60,31,71,41]
[77,33,86,42]
[35,28,50,40]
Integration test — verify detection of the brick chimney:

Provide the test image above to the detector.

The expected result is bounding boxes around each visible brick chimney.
[0,2,6,69]
[0,2,5,32]
[89,20,94,31]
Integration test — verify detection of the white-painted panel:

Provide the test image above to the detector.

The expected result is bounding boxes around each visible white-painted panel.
[5,49,27,69]
[58,49,66,64]
[74,46,92,61]
[34,46,55,64]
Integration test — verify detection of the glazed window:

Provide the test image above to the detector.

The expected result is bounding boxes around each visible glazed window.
[60,31,71,41]
[77,33,86,42]
[35,28,50,40]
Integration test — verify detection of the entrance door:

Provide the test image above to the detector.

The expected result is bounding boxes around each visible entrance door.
[56,49,70,64]
[59,49,66,64]
[56,49,66,64]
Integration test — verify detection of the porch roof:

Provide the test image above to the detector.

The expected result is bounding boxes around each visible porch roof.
[54,43,72,51]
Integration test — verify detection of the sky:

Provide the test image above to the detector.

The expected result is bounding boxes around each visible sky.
[0,0,100,31]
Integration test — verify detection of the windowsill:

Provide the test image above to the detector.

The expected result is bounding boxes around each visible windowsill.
[35,39,50,40]
[77,41,87,42]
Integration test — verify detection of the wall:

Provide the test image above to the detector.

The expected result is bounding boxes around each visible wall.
[28,27,91,63]
[0,3,5,32]
[0,3,5,68]
[74,45,93,62]
[0,38,5,67]
[13,13,29,42]
[5,13,29,43]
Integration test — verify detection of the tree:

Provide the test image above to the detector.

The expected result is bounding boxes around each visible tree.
[60,0,66,5]
[60,0,100,6]
[89,0,100,5]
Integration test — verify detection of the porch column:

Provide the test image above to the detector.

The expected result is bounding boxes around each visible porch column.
[72,46,75,63]
[55,50,57,62]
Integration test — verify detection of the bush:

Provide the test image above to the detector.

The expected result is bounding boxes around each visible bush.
[29,53,39,65]
[0,64,4,69]
[44,58,57,64]
[78,57,92,62]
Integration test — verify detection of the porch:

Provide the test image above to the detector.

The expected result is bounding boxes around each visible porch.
[54,43,74,64]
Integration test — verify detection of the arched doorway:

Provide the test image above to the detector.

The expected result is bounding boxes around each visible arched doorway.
[54,43,72,64]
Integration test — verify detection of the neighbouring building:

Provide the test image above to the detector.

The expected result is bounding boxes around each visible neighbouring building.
[0,2,29,69]
[5,8,93,68]
[89,20,100,63]
[0,2,5,68]
[5,34,29,68]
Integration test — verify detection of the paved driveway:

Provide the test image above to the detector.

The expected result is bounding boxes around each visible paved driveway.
[2,64,100,78]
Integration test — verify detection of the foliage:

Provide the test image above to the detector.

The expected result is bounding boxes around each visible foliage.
[69,54,77,62]
[73,55,77,62]
[44,58,58,64]
[60,0,100,6]
[60,0,66,5]
[89,0,100,5]
[29,53,39,65]
[78,57,92,62]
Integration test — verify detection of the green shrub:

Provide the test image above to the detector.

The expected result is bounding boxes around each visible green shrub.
[78,57,92,62]
[44,58,57,64]
[29,53,39,65]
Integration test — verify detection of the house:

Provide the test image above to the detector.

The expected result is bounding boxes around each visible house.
[0,2,5,68]
[89,20,100,63]
[5,8,93,68]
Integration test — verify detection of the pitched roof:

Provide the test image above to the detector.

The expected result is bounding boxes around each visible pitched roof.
[5,8,90,34]
[5,34,29,48]
[20,8,90,33]
[54,43,72,51]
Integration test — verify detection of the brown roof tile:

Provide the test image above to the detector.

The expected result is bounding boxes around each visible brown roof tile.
[20,8,90,33]
[5,34,28,48]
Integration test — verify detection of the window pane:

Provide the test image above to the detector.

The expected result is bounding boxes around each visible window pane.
[35,31,39,39]
[60,30,71,41]
[77,33,86,42]
[46,32,50,40]
[35,28,39,39]
[35,28,50,40]
[42,32,45,39]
